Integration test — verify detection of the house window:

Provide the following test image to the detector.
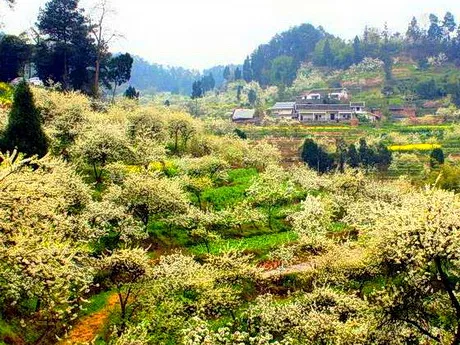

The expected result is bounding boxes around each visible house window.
[330,114,335,120]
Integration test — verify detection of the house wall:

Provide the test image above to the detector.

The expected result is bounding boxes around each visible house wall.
[305,93,321,100]
[329,91,348,100]
[298,111,355,123]
[273,109,294,117]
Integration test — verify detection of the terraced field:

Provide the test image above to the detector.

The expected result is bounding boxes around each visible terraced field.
[241,123,460,178]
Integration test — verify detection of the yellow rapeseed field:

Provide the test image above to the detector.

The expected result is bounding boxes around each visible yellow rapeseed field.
[388,143,442,152]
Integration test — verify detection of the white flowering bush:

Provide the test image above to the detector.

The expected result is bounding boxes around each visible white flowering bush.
[247,165,294,229]
[427,53,448,67]
[0,156,97,341]
[106,171,189,227]
[289,195,334,252]
[243,140,282,171]
[348,57,384,74]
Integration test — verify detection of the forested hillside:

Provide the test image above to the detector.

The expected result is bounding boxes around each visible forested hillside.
[127,60,240,95]
[128,56,199,94]
[241,12,460,87]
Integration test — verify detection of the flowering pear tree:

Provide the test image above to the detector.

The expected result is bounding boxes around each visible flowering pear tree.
[107,172,189,228]
[349,188,460,344]
[247,165,294,229]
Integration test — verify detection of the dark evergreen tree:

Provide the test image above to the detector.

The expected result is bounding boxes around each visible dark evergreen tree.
[248,89,257,106]
[0,35,32,82]
[36,0,96,91]
[106,53,134,101]
[430,148,445,167]
[335,138,348,173]
[223,66,231,81]
[191,80,203,115]
[428,14,443,42]
[347,144,360,168]
[191,80,203,99]
[453,26,460,61]
[209,73,215,90]
[381,22,393,81]
[200,73,215,93]
[301,139,335,173]
[124,86,139,99]
[406,17,423,43]
[322,39,334,67]
[164,99,171,107]
[449,80,460,107]
[236,85,242,101]
[242,56,253,82]
[374,143,392,172]
[1,82,48,157]
[352,36,363,64]
[442,12,456,40]
[234,128,247,139]
[234,67,242,80]
[358,138,374,170]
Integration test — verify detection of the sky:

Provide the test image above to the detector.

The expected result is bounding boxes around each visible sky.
[1,0,459,70]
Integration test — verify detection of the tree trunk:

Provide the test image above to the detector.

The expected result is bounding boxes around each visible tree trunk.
[435,257,460,345]
[94,52,101,97]
[267,206,273,230]
[197,193,202,210]
[112,83,118,103]
[174,131,179,154]
[93,163,101,184]
[63,47,69,90]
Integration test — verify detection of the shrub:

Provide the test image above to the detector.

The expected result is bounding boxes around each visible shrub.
[1,81,48,157]
[430,148,445,167]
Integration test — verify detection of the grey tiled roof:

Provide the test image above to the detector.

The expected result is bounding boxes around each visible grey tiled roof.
[232,109,256,120]
[271,102,296,110]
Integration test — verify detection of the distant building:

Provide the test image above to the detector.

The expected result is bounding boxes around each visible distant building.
[296,102,356,123]
[270,102,296,119]
[298,88,350,102]
[350,101,366,113]
[232,109,257,123]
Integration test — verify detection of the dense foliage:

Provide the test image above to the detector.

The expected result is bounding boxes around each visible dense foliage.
[1,2,460,344]
[0,85,458,344]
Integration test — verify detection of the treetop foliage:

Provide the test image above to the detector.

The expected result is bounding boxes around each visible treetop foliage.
[1,81,48,157]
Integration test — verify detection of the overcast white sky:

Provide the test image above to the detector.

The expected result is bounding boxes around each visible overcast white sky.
[1,0,459,70]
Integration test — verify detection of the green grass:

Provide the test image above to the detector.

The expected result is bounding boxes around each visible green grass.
[203,168,257,210]
[80,290,113,318]
[227,168,258,184]
[189,231,298,256]
[0,318,17,344]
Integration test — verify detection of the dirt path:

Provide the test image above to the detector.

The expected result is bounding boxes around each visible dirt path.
[261,261,314,279]
[60,293,119,345]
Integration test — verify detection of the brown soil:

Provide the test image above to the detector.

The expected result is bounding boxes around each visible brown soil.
[261,261,314,279]
[60,294,119,345]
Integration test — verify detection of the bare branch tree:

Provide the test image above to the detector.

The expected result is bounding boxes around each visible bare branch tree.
[87,0,122,97]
